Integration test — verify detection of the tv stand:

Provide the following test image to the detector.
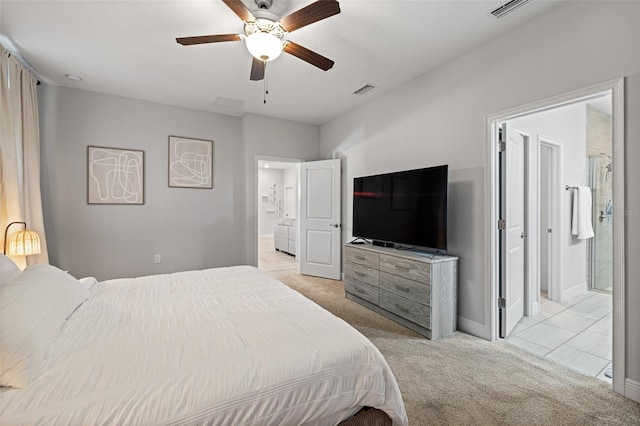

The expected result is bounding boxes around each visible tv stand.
[343,242,458,340]
[372,240,395,248]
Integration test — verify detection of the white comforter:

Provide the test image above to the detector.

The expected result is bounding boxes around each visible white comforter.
[0,266,408,425]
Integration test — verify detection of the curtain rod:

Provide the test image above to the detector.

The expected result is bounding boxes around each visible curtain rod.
[6,52,41,85]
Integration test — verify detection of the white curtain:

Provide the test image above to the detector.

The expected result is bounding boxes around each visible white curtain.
[0,44,48,268]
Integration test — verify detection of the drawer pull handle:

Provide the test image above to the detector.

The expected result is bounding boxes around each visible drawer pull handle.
[355,272,365,277]
[394,304,410,314]
[395,285,410,293]
[356,288,366,294]
[355,256,366,260]
[394,265,410,271]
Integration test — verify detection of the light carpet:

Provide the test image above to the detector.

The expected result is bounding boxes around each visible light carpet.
[273,271,640,426]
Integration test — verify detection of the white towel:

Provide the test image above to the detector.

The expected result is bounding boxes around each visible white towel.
[571,186,594,239]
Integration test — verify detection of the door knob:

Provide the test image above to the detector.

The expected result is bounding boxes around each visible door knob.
[330,223,341,228]
[521,232,527,239]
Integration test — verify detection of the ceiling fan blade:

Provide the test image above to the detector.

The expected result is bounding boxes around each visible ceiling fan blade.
[250,57,266,81]
[176,34,241,45]
[222,0,256,22]
[279,0,340,33]
[284,42,334,71]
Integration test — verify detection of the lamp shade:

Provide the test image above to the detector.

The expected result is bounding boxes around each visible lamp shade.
[8,230,41,256]
[246,32,283,61]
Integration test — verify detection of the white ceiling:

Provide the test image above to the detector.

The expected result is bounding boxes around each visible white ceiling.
[0,0,564,126]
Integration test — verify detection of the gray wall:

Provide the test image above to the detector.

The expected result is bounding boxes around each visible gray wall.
[38,86,321,281]
[39,85,246,280]
[242,113,320,266]
[319,1,640,388]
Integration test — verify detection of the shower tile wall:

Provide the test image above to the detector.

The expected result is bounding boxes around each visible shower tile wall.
[586,105,613,292]
[586,105,612,155]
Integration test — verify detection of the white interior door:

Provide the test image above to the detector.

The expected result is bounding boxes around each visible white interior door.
[500,123,526,338]
[539,144,552,295]
[299,159,341,280]
[285,186,295,218]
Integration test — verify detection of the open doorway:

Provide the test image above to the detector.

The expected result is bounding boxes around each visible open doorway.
[255,156,343,281]
[256,158,301,278]
[488,79,625,395]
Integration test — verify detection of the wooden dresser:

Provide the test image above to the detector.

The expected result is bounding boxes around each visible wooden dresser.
[343,243,458,340]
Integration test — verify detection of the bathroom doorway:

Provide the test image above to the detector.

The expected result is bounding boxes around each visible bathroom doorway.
[502,94,614,380]
[256,157,301,277]
[488,79,625,395]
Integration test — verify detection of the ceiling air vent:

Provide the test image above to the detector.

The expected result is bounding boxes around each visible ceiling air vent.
[490,0,532,19]
[214,97,245,109]
[353,84,377,95]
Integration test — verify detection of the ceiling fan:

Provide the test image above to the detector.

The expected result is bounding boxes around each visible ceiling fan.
[176,0,340,81]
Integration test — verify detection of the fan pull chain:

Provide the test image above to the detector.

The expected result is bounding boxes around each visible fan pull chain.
[263,72,269,104]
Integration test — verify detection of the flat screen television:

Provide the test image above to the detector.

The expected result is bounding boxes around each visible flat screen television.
[352,165,448,252]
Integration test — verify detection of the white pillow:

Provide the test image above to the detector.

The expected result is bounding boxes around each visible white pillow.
[0,254,21,285]
[78,276,99,290]
[0,264,90,388]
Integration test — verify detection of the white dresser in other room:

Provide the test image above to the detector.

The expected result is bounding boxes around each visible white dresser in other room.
[274,218,296,256]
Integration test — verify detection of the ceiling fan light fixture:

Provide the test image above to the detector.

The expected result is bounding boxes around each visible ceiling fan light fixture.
[246,32,283,61]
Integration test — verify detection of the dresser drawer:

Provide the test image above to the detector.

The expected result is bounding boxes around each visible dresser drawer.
[380,290,430,329]
[380,254,430,283]
[380,271,430,306]
[344,261,379,287]
[345,279,379,305]
[344,246,379,269]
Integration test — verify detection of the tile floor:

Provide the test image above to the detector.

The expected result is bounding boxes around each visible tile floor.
[507,290,612,382]
[258,235,298,279]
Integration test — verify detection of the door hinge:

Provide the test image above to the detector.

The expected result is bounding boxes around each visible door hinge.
[498,219,506,230]
[498,297,506,309]
[498,141,506,152]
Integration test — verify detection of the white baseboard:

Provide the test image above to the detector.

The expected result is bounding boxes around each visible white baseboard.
[625,378,640,402]
[562,281,587,302]
[457,316,489,340]
[528,301,540,317]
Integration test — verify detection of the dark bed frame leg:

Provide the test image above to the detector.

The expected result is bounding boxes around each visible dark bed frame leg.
[337,408,392,426]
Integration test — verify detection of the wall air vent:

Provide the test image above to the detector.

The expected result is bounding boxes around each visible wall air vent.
[490,0,532,19]
[353,84,377,95]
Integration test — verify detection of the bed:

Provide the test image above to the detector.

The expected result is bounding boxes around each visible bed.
[0,254,407,425]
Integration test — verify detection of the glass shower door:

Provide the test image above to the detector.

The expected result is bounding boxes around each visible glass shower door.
[588,155,613,293]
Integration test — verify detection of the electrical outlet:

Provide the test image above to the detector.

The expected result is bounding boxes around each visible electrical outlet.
[154,254,161,264]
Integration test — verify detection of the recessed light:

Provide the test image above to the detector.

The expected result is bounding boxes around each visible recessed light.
[65,74,82,81]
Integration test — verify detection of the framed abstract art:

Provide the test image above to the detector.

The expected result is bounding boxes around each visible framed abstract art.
[87,146,144,204]
[168,136,214,189]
